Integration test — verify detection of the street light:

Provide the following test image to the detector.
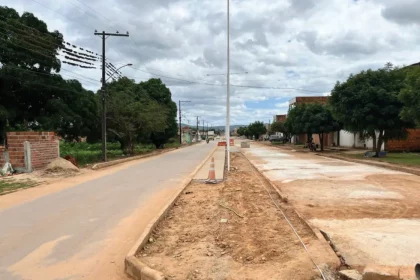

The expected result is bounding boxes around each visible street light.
[179,100,191,145]
[105,63,133,82]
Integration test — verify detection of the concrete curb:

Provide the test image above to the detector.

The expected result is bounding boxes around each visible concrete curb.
[124,144,219,280]
[91,149,176,170]
[317,154,420,176]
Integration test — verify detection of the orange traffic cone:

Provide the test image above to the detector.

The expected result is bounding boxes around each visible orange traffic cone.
[205,157,217,184]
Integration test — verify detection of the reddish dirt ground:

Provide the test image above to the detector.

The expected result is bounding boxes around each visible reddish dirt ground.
[243,143,420,279]
[138,152,339,280]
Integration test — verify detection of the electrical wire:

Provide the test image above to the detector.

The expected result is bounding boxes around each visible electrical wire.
[0,74,97,93]
[0,16,62,48]
[29,0,95,30]
[128,66,324,93]
[1,65,101,86]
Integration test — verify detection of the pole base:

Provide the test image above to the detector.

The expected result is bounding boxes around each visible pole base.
[205,179,218,184]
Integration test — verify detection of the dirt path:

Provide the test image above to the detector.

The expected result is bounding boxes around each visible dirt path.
[243,143,420,279]
[139,152,339,280]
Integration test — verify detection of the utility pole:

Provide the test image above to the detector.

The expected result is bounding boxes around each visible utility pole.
[207,123,209,137]
[195,116,199,141]
[94,30,129,162]
[202,120,205,136]
[178,100,191,144]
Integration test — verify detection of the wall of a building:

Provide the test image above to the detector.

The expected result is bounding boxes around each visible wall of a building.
[387,129,420,151]
[2,132,59,170]
[338,130,381,150]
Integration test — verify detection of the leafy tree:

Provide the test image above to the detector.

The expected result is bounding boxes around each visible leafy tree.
[330,63,415,155]
[0,6,68,140]
[236,126,247,137]
[301,103,340,151]
[271,121,291,140]
[105,78,168,154]
[399,66,420,127]
[139,78,177,148]
[285,104,306,138]
[247,121,267,140]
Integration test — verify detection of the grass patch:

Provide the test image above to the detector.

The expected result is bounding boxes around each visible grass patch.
[60,142,155,166]
[0,178,39,195]
[343,152,420,167]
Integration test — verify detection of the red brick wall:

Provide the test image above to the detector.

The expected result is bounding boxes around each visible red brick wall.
[0,145,5,167]
[275,115,287,122]
[387,129,420,152]
[295,96,329,105]
[6,132,58,169]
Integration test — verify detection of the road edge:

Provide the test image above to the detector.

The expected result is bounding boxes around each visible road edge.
[317,153,420,176]
[124,144,219,280]
[92,142,203,170]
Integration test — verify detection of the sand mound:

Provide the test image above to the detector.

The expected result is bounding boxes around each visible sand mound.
[45,157,79,174]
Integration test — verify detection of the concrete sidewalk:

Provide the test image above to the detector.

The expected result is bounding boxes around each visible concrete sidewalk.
[193,146,225,180]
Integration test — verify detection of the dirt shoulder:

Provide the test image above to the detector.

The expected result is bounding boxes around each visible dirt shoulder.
[0,146,186,211]
[138,152,339,280]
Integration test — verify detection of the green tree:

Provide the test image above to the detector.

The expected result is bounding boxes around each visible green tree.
[399,66,420,127]
[247,121,267,140]
[271,121,290,140]
[285,104,306,139]
[105,78,168,154]
[236,126,247,137]
[302,104,340,151]
[139,78,177,148]
[330,63,415,155]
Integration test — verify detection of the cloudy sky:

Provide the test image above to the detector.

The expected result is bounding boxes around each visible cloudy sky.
[3,0,420,126]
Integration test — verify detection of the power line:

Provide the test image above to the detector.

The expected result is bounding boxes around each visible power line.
[0,16,62,48]
[30,0,95,30]
[128,66,324,93]
[0,28,102,67]
[1,65,101,86]
[0,74,97,93]
[0,36,99,70]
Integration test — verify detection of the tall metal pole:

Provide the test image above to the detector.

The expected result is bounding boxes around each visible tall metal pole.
[226,0,231,170]
[202,120,204,136]
[101,31,106,162]
[179,100,182,145]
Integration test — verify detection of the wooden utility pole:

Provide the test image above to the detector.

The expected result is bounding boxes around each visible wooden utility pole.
[94,30,129,162]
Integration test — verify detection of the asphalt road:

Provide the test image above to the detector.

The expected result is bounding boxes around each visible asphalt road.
[0,141,217,280]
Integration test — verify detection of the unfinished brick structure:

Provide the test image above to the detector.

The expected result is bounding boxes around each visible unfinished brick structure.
[273,114,287,123]
[0,132,59,171]
[386,129,420,152]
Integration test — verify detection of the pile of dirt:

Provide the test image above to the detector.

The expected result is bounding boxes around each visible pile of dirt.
[138,152,339,279]
[44,157,79,175]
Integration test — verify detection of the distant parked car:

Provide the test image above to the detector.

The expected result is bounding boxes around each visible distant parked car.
[270,135,289,143]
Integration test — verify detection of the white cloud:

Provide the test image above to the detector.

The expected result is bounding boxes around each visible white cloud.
[3,0,420,126]
[275,101,289,108]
